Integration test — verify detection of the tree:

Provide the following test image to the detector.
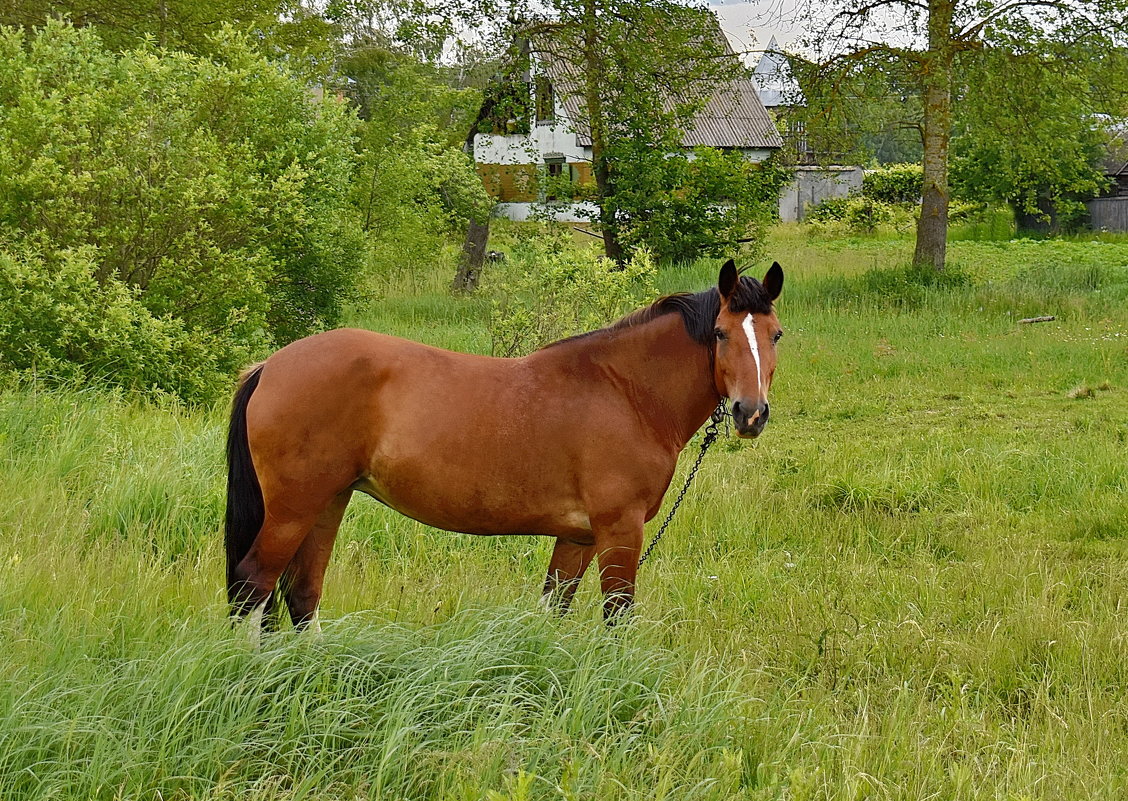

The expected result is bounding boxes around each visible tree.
[798,0,1128,269]
[788,52,924,166]
[325,0,499,291]
[951,39,1128,232]
[529,0,772,264]
[1,0,339,72]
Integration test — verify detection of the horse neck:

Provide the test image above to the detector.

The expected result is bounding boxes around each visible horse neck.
[592,313,719,451]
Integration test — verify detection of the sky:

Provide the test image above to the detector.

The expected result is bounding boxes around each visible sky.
[709,1,805,65]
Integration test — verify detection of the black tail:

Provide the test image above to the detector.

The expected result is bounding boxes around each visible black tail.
[225,364,264,609]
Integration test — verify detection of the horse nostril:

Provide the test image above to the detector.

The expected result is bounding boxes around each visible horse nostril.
[731,400,743,419]
[761,402,769,420]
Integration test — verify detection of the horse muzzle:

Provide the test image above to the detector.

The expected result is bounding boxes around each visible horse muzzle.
[732,399,769,438]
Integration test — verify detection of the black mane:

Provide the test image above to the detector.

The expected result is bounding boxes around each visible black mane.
[548,275,774,349]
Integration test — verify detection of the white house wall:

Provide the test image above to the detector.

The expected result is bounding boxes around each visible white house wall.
[492,201,601,223]
[475,124,590,165]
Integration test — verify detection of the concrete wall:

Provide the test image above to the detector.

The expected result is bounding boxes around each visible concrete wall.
[778,166,864,222]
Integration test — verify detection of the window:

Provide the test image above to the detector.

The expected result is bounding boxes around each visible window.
[543,157,567,201]
[535,76,554,124]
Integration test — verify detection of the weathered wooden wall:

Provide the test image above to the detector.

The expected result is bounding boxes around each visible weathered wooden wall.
[1088,198,1128,232]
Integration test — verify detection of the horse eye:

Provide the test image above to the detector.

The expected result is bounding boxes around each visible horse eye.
[773,331,783,344]
[714,328,726,341]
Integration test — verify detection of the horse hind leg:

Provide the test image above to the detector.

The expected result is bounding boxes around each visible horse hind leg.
[230,502,329,639]
[281,491,351,632]
[542,538,595,614]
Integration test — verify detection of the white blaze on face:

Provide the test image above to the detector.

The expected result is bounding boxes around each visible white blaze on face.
[742,313,762,393]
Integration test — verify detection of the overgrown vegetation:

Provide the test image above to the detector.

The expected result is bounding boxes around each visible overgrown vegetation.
[484,226,656,356]
[0,23,363,400]
[806,164,988,236]
[3,229,1128,799]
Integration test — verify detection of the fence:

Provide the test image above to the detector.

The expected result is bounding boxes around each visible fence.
[1087,197,1128,232]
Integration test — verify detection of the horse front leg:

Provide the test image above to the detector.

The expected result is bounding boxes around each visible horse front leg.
[593,513,644,621]
[542,538,595,613]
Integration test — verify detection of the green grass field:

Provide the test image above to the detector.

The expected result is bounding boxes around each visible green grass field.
[2,226,1128,800]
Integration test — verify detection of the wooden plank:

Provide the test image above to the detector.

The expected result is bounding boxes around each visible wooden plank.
[1088,197,1128,232]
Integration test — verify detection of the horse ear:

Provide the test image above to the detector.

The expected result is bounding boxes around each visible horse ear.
[718,259,738,300]
[763,261,783,302]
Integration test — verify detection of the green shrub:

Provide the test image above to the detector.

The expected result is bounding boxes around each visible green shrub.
[485,237,657,356]
[0,22,364,398]
[806,195,904,233]
[353,131,492,291]
[863,163,923,204]
[601,148,790,264]
[0,245,236,401]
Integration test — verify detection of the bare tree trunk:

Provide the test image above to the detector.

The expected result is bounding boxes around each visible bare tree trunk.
[157,0,168,48]
[594,157,624,265]
[452,218,490,293]
[581,0,625,266]
[913,0,955,271]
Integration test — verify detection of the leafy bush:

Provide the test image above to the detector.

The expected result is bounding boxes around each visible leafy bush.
[806,195,903,232]
[863,163,923,204]
[353,129,492,289]
[595,147,790,264]
[0,22,364,398]
[0,245,236,400]
[485,237,657,357]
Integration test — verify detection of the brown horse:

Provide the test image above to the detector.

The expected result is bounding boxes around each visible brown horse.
[226,259,783,630]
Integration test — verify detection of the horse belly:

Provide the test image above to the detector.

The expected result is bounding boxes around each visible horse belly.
[356,458,590,538]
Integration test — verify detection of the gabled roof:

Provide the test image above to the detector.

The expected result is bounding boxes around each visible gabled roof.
[540,15,782,151]
[752,36,801,109]
[1103,129,1128,177]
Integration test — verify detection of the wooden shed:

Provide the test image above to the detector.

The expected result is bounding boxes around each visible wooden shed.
[1087,130,1128,232]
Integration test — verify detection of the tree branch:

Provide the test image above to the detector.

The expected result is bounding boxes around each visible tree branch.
[956,0,1091,40]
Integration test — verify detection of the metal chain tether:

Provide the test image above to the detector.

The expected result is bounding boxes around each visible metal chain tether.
[638,400,728,567]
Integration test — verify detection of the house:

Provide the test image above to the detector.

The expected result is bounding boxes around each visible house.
[1087,127,1128,232]
[752,36,813,165]
[472,18,783,222]
[752,38,863,222]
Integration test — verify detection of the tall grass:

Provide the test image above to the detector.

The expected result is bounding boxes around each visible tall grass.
[2,227,1128,799]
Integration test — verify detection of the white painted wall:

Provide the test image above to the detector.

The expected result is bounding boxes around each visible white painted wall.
[474,124,590,165]
[492,201,601,222]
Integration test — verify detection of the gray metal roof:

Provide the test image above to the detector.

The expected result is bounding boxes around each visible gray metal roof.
[680,80,783,148]
[539,16,782,151]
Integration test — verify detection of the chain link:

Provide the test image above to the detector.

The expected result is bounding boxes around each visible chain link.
[638,400,729,568]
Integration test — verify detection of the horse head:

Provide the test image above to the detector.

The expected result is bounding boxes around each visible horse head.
[712,259,784,438]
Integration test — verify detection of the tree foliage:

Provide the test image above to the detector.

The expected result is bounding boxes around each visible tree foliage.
[952,42,1128,231]
[335,6,495,284]
[864,163,923,204]
[530,0,775,264]
[0,0,340,77]
[0,22,364,398]
[606,146,789,264]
